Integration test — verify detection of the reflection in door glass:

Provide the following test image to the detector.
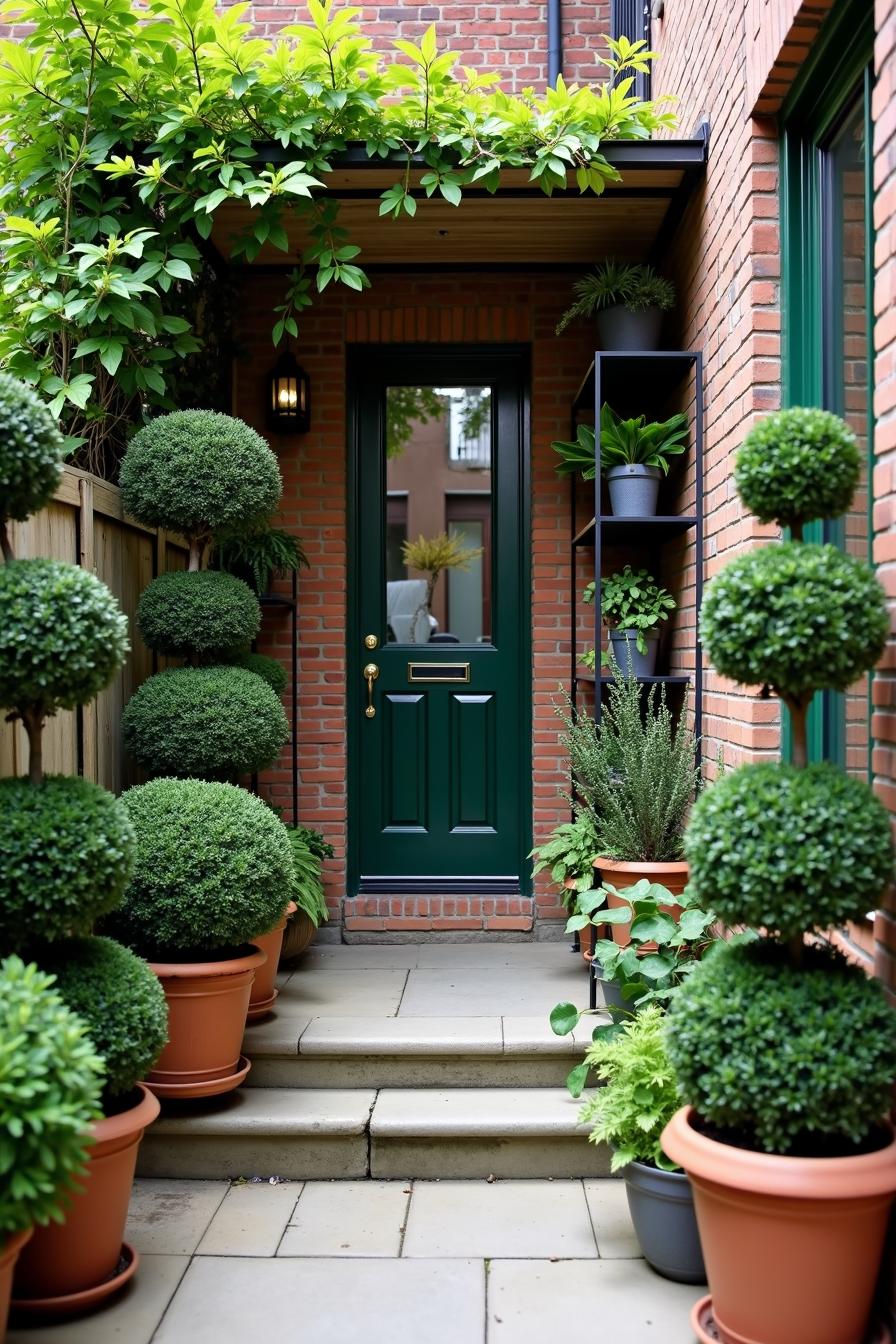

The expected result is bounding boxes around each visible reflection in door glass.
[385,386,492,645]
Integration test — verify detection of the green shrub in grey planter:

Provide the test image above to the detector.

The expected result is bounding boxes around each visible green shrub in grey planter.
[555,261,676,353]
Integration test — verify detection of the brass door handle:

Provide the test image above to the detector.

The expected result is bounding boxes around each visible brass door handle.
[363,662,379,718]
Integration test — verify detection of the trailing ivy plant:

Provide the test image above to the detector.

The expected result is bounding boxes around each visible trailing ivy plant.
[0,1,673,476]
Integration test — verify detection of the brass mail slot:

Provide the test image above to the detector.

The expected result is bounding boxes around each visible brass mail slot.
[407,662,471,684]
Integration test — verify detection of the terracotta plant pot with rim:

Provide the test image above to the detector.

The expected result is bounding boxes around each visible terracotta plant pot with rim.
[247,901,297,1021]
[594,857,688,950]
[281,907,317,962]
[1,1230,32,1335]
[662,1105,896,1344]
[12,1084,159,1312]
[147,946,265,1099]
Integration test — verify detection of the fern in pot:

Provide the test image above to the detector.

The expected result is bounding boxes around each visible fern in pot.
[555,259,675,351]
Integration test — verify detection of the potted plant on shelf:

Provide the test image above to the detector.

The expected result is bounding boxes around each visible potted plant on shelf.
[279,825,332,962]
[530,809,600,961]
[588,565,675,676]
[107,777,294,1097]
[661,407,896,1344]
[555,259,675,350]
[0,957,104,1337]
[551,405,689,518]
[213,523,308,599]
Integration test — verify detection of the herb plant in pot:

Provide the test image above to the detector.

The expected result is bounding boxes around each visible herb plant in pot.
[550,405,689,518]
[107,777,294,1098]
[592,566,675,677]
[555,259,675,351]
[661,407,896,1344]
[530,809,600,961]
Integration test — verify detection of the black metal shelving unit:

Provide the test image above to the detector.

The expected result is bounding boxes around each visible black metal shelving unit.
[259,569,299,829]
[568,350,705,742]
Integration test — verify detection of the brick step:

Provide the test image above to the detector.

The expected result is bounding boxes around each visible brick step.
[136,1087,610,1181]
[241,1014,595,1089]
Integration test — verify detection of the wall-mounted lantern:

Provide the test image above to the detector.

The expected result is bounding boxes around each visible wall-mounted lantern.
[268,349,310,433]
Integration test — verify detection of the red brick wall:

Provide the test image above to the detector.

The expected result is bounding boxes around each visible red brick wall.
[745,0,836,115]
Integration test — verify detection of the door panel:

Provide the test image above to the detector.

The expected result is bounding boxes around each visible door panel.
[348,346,530,891]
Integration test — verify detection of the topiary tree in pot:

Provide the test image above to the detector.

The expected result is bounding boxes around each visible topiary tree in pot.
[106,777,294,1094]
[661,407,896,1344]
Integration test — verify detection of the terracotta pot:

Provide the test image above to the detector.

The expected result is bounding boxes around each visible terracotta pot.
[594,857,688,949]
[1,1230,31,1336]
[147,947,265,1097]
[248,901,297,1020]
[281,908,317,962]
[13,1086,159,1305]
[662,1106,896,1344]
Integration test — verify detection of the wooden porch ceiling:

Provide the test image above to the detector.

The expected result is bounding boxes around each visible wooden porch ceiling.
[212,134,708,268]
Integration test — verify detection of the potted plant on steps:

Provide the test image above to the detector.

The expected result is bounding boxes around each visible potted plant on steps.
[279,825,332,963]
[107,777,294,1098]
[591,565,676,677]
[661,407,896,1344]
[555,259,675,350]
[12,938,168,1314]
[0,958,104,1337]
[551,405,689,518]
[530,809,600,961]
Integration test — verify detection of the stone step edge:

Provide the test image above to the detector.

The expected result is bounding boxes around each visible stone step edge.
[243,1016,599,1060]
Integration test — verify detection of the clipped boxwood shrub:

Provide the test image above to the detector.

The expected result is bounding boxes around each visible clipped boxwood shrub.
[119,411,281,544]
[0,558,129,714]
[122,665,288,779]
[137,570,260,661]
[0,776,135,949]
[700,542,888,702]
[666,940,896,1155]
[43,937,168,1107]
[0,956,103,1236]
[735,407,861,531]
[0,374,65,526]
[230,651,288,696]
[685,762,893,937]
[110,778,293,957]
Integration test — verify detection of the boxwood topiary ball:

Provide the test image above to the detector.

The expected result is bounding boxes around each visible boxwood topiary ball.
[42,937,168,1106]
[229,651,288,696]
[735,407,861,530]
[0,776,135,948]
[665,940,896,1155]
[684,762,893,937]
[110,777,293,957]
[0,558,129,715]
[0,374,66,524]
[119,411,281,541]
[122,665,289,779]
[137,570,260,661]
[700,542,888,702]
[0,955,104,1236]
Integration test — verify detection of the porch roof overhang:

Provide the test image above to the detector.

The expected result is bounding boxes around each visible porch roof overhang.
[211,130,708,270]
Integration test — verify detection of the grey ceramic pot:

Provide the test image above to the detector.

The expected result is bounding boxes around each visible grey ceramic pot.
[608,629,659,677]
[596,305,663,351]
[607,464,662,517]
[623,1161,706,1284]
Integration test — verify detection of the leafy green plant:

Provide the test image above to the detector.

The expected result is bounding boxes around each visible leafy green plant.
[599,404,689,474]
[591,565,676,655]
[551,423,600,480]
[529,809,600,907]
[292,825,335,862]
[735,407,861,537]
[286,826,329,926]
[0,956,103,1236]
[122,665,289,781]
[43,937,168,1108]
[230,652,288,697]
[0,0,673,477]
[0,374,65,561]
[213,526,309,596]
[137,570,261,663]
[575,1006,683,1171]
[555,260,675,334]
[119,412,282,571]
[558,667,700,862]
[109,778,293,959]
[0,776,135,951]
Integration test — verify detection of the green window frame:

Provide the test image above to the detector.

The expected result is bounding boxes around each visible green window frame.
[780,0,875,773]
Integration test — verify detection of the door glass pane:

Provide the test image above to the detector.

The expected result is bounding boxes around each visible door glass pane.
[384,386,492,645]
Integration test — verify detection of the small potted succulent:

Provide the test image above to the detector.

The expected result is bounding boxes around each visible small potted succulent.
[662,407,896,1344]
[555,259,675,350]
[530,809,600,961]
[588,565,676,676]
[0,957,103,1336]
[551,405,689,517]
[107,776,293,1096]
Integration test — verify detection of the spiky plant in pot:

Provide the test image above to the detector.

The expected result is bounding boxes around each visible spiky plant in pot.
[662,407,896,1344]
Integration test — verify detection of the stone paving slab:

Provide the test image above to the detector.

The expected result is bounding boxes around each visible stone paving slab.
[6,1254,189,1344]
[298,1014,504,1054]
[371,1087,592,1137]
[278,1180,411,1257]
[397,966,587,1017]
[584,1177,642,1258]
[153,1255,487,1344]
[196,1180,302,1257]
[125,1180,230,1256]
[258,966,409,1017]
[402,1179,598,1259]
[501,1015,600,1054]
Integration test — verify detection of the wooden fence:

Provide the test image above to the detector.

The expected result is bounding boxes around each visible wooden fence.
[1,466,188,792]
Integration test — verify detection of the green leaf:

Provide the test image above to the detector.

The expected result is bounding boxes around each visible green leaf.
[549,1002,580,1036]
[565,1062,590,1099]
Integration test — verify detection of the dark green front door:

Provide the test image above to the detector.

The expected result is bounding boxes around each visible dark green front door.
[348,345,530,893]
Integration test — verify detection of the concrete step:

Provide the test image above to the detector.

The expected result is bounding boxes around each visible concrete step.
[242,1014,597,1089]
[136,1086,610,1181]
